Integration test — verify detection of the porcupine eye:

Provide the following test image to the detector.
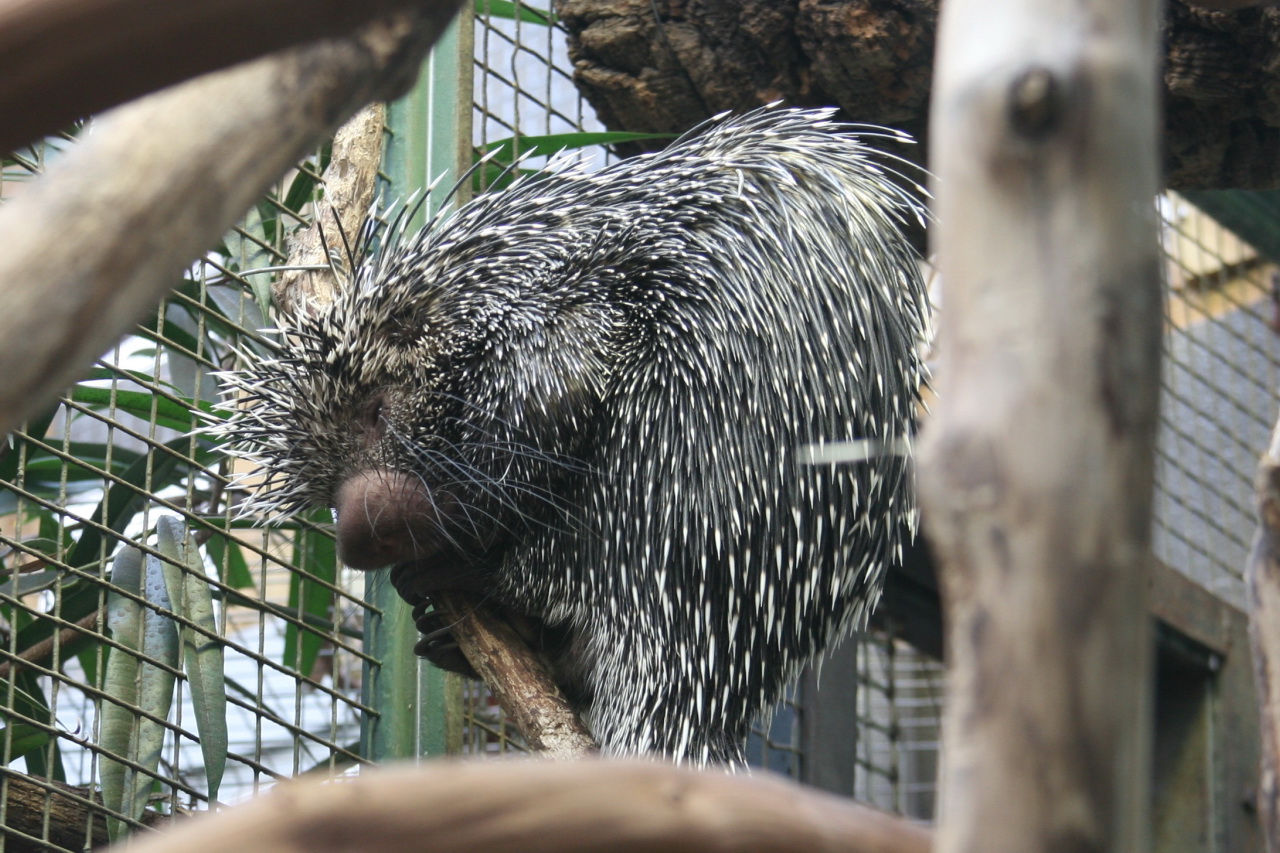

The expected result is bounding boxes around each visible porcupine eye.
[358,394,387,449]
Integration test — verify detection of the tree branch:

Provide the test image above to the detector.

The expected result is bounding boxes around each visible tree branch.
[0,7,461,439]
[1248,415,1280,851]
[922,1,1162,850]
[121,761,930,853]
[0,0,460,155]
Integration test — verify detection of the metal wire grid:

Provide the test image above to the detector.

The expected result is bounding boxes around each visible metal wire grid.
[0,139,372,848]
[473,3,603,161]
[1153,193,1280,611]
[851,632,943,821]
[0,11,1262,849]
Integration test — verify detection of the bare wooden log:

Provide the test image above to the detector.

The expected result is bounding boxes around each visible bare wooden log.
[0,7,462,440]
[120,760,931,853]
[0,0,458,156]
[274,103,388,315]
[554,0,1280,190]
[433,591,598,758]
[0,767,169,852]
[1248,417,1280,850]
[921,1,1163,852]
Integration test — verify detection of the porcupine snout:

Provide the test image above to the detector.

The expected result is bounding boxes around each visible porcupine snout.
[334,470,434,569]
[334,469,474,592]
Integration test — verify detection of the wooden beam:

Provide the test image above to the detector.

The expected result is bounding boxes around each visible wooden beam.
[922,2,1163,852]
[0,0,463,155]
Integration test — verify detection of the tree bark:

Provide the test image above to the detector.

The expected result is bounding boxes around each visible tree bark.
[554,0,1280,190]
[921,1,1162,852]
[433,591,598,757]
[273,102,389,316]
[1248,417,1280,851]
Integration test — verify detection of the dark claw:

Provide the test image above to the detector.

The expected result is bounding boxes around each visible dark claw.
[405,594,478,679]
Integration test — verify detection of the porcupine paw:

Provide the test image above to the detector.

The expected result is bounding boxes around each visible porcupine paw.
[410,598,479,679]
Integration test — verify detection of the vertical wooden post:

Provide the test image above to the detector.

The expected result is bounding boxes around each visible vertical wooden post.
[922,2,1163,851]
[1249,420,1280,849]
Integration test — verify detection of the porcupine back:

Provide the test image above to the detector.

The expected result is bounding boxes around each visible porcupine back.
[222,106,930,765]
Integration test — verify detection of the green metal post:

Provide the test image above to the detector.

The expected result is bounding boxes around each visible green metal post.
[361,5,472,763]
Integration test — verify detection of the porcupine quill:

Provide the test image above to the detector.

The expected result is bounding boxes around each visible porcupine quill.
[217,105,931,765]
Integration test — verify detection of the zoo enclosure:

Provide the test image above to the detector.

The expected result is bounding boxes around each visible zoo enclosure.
[0,2,1269,851]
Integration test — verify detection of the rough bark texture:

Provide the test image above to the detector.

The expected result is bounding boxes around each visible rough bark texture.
[274,103,388,315]
[1248,418,1280,852]
[0,768,169,852]
[120,761,932,853]
[922,1,1162,851]
[554,0,1280,190]
[433,592,598,757]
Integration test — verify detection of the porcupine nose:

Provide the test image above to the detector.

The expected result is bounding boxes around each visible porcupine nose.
[333,469,439,570]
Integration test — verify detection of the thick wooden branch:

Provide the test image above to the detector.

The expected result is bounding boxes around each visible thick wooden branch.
[1248,417,1280,851]
[554,0,1280,190]
[120,761,931,853]
[433,591,598,757]
[0,0,459,155]
[921,2,1162,852]
[0,768,168,852]
[0,7,462,440]
[273,102,388,315]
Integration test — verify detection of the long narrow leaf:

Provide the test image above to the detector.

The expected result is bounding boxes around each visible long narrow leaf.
[16,435,210,656]
[155,518,227,802]
[477,0,557,25]
[283,511,336,681]
[100,545,178,841]
[69,387,198,434]
[477,131,673,163]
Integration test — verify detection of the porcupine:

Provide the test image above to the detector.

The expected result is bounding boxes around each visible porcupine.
[222,106,930,765]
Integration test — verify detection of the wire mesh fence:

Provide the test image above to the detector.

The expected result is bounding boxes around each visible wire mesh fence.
[0,3,1273,849]
[0,125,372,850]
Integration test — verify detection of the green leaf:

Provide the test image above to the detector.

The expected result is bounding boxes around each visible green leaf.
[154,517,226,802]
[8,671,62,780]
[0,723,51,764]
[283,511,336,681]
[473,131,674,191]
[68,386,198,434]
[100,544,179,841]
[14,435,207,658]
[281,163,322,215]
[134,309,202,356]
[476,0,557,24]
[205,534,253,591]
[224,207,276,316]
[477,131,674,164]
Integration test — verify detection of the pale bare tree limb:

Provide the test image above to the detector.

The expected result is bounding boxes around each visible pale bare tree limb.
[922,1,1163,851]
[0,0,463,155]
[120,760,930,853]
[0,8,461,439]
[1248,416,1280,851]
[273,102,389,315]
